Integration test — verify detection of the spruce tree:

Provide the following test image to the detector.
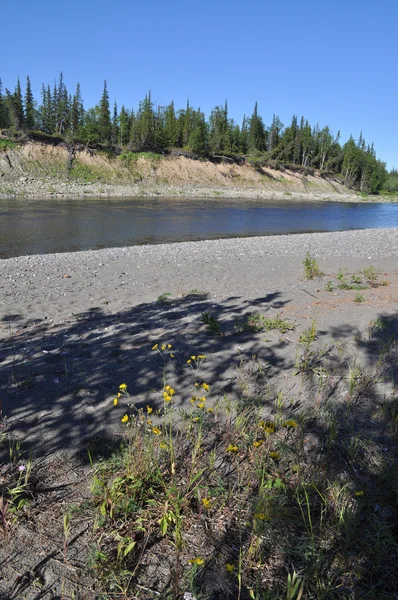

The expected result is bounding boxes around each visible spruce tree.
[70,82,84,136]
[56,72,69,134]
[99,80,111,143]
[25,75,35,130]
[188,109,207,154]
[119,105,130,146]
[111,101,118,145]
[248,102,265,152]
[14,77,25,129]
[164,101,178,147]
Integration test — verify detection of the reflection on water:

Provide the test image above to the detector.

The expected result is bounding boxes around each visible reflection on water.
[1,196,397,258]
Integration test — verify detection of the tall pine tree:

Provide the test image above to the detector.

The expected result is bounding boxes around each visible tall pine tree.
[25,75,35,130]
[99,80,111,143]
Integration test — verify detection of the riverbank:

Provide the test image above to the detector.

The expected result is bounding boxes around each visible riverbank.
[1,229,398,598]
[1,139,392,202]
[1,228,397,450]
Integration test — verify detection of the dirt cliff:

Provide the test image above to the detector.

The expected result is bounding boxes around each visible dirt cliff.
[0,139,359,200]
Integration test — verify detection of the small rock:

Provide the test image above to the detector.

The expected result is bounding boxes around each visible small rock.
[63,274,71,279]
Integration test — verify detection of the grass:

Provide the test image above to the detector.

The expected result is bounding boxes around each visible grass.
[0,138,17,150]
[119,151,162,163]
[2,254,397,599]
[69,161,109,183]
[235,313,295,334]
[157,291,173,304]
[81,338,398,599]
[324,267,386,293]
[303,253,324,279]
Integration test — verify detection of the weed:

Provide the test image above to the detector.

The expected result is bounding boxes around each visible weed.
[200,312,222,335]
[236,313,295,334]
[325,280,334,292]
[119,151,162,163]
[354,292,365,303]
[0,138,17,150]
[362,266,379,287]
[298,320,317,346]
[303,253,324,280]
[157,292,172,303]
[351,273,363,285]
[368,317,386,337]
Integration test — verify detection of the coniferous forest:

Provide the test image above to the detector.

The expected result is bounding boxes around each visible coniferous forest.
[0,73,395,194]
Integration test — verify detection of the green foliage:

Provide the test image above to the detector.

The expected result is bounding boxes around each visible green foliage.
[84,342,398,599]
[325,280,334,292]
[303,253,324,279]
[354,292,365,303]
[200,312,222,335]
[0,71,389,188]
[0,138,16,150]
[68,161,107,182]
[99,80,111,144]
[362,266,379,287]
[236,313,295,334]
[298,320,317,346]
[157,292,172,303]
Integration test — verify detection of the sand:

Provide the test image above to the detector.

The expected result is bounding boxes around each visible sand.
[1,229,397,456]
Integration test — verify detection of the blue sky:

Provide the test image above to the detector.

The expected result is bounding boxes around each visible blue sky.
[2,0,397,168]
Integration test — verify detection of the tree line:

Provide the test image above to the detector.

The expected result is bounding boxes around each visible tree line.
[0,73,391,193]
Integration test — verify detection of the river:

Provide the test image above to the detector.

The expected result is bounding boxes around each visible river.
[1,196,398,259]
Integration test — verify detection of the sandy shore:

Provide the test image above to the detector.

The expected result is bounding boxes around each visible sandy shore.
[1,228,398,455]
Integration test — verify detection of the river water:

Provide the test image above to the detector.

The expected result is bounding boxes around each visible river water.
[1,196,398,259]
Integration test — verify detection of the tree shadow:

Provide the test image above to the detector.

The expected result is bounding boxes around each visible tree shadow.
[0,291,292,457]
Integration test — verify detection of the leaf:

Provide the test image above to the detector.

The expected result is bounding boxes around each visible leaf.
[123,540,136,558]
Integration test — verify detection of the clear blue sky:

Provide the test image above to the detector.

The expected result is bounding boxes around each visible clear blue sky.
[2,0,397,169]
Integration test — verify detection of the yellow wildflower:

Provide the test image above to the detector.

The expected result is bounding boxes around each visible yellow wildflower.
[190,396,197,404]
[113,398,118,407]
[207,407,214,413]
[202,383,210,391]
[270,451,280,460]
[191,355,197,360]
[152,427,161,435]
[198,355,206,360]
[202,498,211,509]
[197,402,205,410]
[117,392,121,398]
[147,405,153,414]
[147,419,152,425]
[187,359,192,364]
[193,417,199,422]
[262,422,275,434]
[119,383,127,391]
[121,414,129,423]
[159,441,168,449]
[226,444,239,453]
[355,490,365,497]
[167,344,172,349]
[163,393,172,402]
[226,563,235,573]
[199,396,206,402]
[161,344,166,351]
[152,343,158,350]
[284,419,298,428]
[170,353,175,358]
[188,557,204,566]
[253,440,264,447]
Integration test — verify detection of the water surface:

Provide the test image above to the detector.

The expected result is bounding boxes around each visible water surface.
[1,196,398,259]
